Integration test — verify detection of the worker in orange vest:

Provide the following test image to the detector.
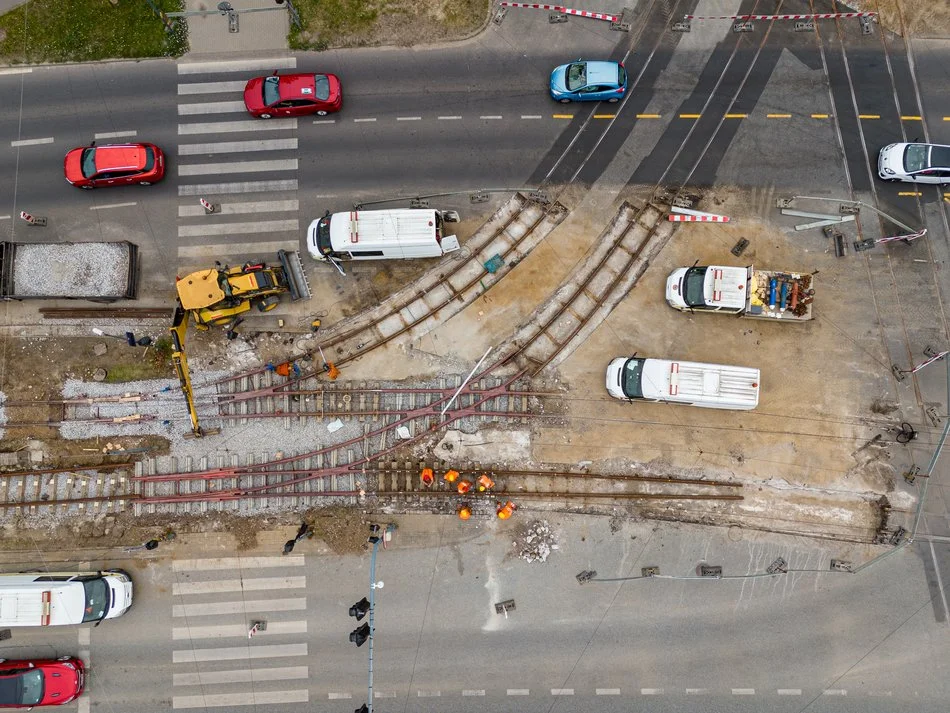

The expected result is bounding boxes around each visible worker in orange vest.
[420,467,434,487]
[457,479,473,495]
[476,474,494,492]
[496,500,517,520]
[457,504,472,520]
[443,469,459,484]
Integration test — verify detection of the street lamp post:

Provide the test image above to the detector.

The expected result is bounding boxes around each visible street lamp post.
[350,524,394,713]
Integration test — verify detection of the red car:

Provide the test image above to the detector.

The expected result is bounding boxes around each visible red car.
[243,72,343,119]
[64,143,165,189]
[0,657,84,707]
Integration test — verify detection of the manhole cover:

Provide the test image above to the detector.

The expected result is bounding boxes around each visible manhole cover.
[728,525,743,542]
[92,368,108,382]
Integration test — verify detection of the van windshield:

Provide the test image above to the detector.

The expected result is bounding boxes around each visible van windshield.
[316,216,333,255]
[682,267,709,307]
[621,358,645,399]
[81,577,110,622]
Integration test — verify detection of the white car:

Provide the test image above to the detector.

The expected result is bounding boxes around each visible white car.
[878,142,950,184]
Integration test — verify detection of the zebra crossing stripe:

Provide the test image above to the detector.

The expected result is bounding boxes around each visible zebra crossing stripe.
[173,620,307,640]
[172,643,307,663]
[174,666,309,686]
[178,200,299,217]
[178,101,247,115]
[178,219,299,238]
[179,119,297,135]
[178,80,247,95]
[177,179,298,196]
[178,240,300,259]
[174,556,304,571]
[179,159,298,177]
[178,58,296,74]
[172,690,308,708]
[179,138,298,156]
[172,576,305,596]
[173,597,306,618]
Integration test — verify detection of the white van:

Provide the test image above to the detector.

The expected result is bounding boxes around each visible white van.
[0,570,133,627]
[307,209,460,265]
[606,356,760,410]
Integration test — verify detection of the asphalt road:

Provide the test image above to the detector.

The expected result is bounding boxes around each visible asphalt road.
[2,517,947,713]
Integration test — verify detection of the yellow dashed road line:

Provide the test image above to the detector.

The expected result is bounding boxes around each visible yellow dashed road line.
[812,114,829,119]
[724,113,747,119]
[552,114,573,119]
[898,191,922,196]
[680,113,701,119]
[593,114,616,119]
[858,114,881,119]
[636,114,660,119]
[767,113,792,118]
[901,116,922,121]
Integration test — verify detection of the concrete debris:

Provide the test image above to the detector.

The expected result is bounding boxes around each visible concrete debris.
[12,243,132,297]
[516,519,558,563]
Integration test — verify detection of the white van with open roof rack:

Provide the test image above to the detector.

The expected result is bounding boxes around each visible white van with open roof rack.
[606,356,760,410]
[0,570,133,627]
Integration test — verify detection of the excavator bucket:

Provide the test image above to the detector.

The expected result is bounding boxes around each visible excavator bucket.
[278,250,312,302]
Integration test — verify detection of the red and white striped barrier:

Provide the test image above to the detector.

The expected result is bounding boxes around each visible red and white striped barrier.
[668,213,730,223]
[199,198,216,214]
[685,12,876,20]
[499,2,619,22]
[19,211,36,224]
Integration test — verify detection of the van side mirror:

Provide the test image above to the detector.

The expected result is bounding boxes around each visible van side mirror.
[272,69,279,76]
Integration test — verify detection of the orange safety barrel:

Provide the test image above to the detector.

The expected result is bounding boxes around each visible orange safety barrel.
[443,469,460,483]
[476,474,494,492]
[457,505,472,520]
[457,479,473,495]
[420,467,434,486]
[496,500,517,520]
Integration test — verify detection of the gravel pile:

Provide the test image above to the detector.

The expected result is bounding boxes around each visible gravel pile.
[11,243,131,297]
[516,519,558,563]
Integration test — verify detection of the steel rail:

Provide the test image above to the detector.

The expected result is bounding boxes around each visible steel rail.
[39,307,172,319]
[0,462,133,478]
[0,494,135,509]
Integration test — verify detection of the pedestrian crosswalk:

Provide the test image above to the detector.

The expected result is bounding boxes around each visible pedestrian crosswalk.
[176,58,302,267]
[170,556,310,710]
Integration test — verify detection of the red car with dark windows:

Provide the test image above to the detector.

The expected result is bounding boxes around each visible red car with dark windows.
[0,658,84,707]
[243,72,343,119]
[64,143,165,189]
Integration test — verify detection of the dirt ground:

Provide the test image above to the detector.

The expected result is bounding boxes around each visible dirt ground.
[849,0,950,38]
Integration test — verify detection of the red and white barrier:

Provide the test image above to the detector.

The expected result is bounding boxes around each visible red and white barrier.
[668,213,730,223]
[499,2,619,22]
[19,211,36,224]
[685,12,876,20]
[199,198,216,214]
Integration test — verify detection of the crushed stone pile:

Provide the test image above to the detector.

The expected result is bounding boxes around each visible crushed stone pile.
[516,519,558,563]
[11,242,131,297]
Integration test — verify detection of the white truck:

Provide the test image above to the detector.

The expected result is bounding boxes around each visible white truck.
[666,264,814,321]
[0,570,133,627]
[606,356,760,410]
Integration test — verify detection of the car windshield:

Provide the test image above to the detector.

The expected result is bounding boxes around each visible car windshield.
[0,669,44,706]
[143,147,155,171]
[263,76,281,106]
[620,358,645,399]
[617,65,627,87]
[82,577,110,622]
[317,217,333,255]
[903,144,929,172]
[314,75,330,101]
[565,63,587,91]
[682,267,708,308]
[80,148,97,178]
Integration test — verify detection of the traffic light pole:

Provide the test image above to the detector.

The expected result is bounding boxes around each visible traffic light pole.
[367,535,380,713]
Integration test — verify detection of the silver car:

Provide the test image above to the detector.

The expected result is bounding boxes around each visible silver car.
[878,142,950,184]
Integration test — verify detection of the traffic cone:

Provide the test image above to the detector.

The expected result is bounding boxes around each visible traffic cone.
[457,479,473,495]
[457,504,472,520]
[420,468,434,487]
[496,500,517,520]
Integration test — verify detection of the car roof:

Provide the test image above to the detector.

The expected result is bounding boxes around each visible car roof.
[94,144,147,172]
[928,144,950,169]
[585,61,620,84]
[279,73,317,100]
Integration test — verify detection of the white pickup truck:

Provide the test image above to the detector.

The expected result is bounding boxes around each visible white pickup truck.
[666,265,814,321]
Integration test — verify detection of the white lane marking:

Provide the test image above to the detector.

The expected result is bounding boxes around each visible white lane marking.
[479,115,502,120]
[868,691,893,697]
[173,597,305,617]
[178,80,246,95]
[732,688,755,695]
[178,179,298,196]
[78,628,90,646]
[173,690,307,708]
[172,575,305,596]
[89,202,136,211]
[823,689,847,696]
[777,689,802,695]
[94,130,137,139]
[374,691,396,698]
[0,67,31,75]
[178,159,297,177]
[174,556,304,571]
[641,688,664,695]
[507,689,529,696]
[328,692,352,699]
[178,58,296,74]
[179,199,298,217]
[78,649,90,667]
[179,119,297,135]
[178,219,298,238]
[929,540,950,622]
[173,620,306,640]
[685,689,709,695]
[174,666,308,686]
[0,215,10,220]
[416,691,441,697]
[178,240,300,259]
[462,690,485,696]
[179,138,298,155]
[596,689,621,695]
[172,642,307,664]
[438,116,461,120]
[313,119,336,124]
[551,689,574,696]
[11,137,53,146]
[521,115,543,119]
[77,697,89,713]
[353,118,376,123]
[178,101,247,116]
[396,116,422,121]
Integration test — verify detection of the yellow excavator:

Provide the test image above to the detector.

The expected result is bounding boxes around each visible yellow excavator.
[170,250,311,438]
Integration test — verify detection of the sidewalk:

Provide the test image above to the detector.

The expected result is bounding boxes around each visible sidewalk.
[182,0,290,56]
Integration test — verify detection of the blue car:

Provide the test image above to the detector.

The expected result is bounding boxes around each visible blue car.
[549,60,627,104]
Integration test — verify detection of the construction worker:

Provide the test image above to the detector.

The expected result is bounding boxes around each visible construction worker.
[443,469,459,484]
[457,479,473,495]
[420,467,434,488]
[496,500,517,520]
[457,504,472,521]
[476,474,494,492]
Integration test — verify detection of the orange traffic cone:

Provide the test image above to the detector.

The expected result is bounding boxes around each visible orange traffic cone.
[496,500,517,520]
[476,474,494,492]
[443,469,459,484]
[420,468,434,487]
[457,479,473,495]
[457,504,472,520]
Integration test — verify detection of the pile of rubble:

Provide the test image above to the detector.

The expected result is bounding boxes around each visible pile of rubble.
[516,519,558,563]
